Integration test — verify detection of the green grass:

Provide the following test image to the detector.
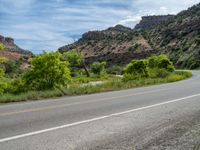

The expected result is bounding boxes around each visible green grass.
[168,71,192,82]
[0,71,192,103]
[71,74,115,83]
[0,89,65,103]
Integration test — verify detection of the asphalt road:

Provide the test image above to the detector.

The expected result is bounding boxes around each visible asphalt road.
[0,71,200,150]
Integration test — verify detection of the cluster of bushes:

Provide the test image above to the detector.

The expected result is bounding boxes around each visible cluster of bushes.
[0,47,193,102]
[0,70,192,103]
[0,49,114,95]
[123,55,175,81]
[0,52,71,94]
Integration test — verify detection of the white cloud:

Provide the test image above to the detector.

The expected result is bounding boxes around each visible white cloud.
[1,22,73,52]
[131,0,200,15]
[117,16,141,27]
[0,0,35,14]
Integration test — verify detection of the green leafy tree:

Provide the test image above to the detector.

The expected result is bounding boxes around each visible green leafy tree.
[62,50,90,77]
[62,50,82,67]
[91,61,106,75]
[24,52,71,90]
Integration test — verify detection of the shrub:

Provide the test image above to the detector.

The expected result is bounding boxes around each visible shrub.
[0,43,4,51]
[91,61,107,75]
[123,73,141,81]
[149,68,170,78]
[158,57,175,72]
[168,71,192,82]
[0,68,10,94]
[148,55,175,72]
[0,81,8,95]
[156,69,170,78]
[0,56,10,94]
[124,60,149,80]
[72,68,87,77]
[6,78,26,94]
[148,56,157,69]
[107,65,123,75]
[0,57,8,64]
[168,74,183,82]
[123,55,175,81]
[175,71,192,78]
[23,52,71,90]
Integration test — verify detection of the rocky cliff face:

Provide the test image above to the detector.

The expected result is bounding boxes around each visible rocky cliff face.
[135,15,174,29]
[0,36,14,47]
[0,35,32,55]
[0,35,32,61]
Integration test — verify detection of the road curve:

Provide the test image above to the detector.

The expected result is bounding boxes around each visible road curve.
[0,71,200,150]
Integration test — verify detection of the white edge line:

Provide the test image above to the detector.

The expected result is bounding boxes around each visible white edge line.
[0,93,200,143]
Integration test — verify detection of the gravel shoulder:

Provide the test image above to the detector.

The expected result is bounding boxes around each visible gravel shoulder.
[142,111,200,150]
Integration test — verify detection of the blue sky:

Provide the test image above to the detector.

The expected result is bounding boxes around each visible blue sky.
[0,0,199,53]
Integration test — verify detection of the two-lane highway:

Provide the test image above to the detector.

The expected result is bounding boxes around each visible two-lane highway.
[0,71,200,150]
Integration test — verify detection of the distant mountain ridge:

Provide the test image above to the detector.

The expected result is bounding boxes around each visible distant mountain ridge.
[58,3,200,69]
[58,25,154,66]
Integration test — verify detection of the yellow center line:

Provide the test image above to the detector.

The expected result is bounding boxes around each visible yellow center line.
[0,88,171,117]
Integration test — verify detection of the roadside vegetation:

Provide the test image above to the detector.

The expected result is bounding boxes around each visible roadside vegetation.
[0,48,192,103]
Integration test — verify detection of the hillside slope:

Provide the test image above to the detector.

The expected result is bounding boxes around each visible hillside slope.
[145,3,200,69]
[59,25,154,65]
[59,3,200,69]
